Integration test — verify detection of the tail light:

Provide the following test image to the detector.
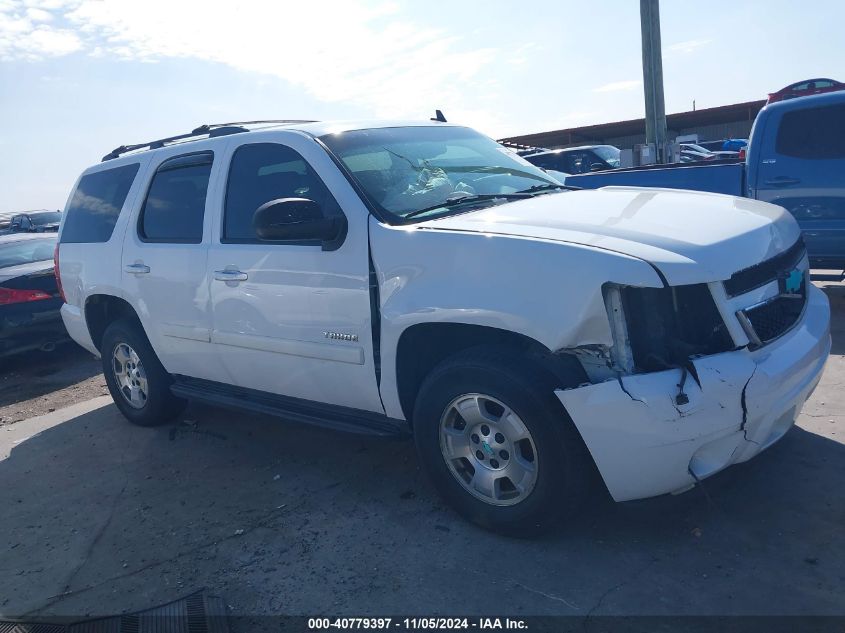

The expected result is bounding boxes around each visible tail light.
[738,147,747,160]
[53,243,66,302]
[0,287,52,305]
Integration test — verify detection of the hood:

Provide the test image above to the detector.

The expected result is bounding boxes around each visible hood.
[420,187,801,285]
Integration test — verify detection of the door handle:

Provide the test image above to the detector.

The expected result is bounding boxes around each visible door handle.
[214,269,248,282]
[763,177,801,187]
[124,263,150,274]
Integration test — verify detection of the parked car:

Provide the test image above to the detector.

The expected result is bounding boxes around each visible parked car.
[567,91,845,270]
[6,210,62,234]
[678,153,701,164]
[0,233,67,358]
[767,78,844,103]
[695,139,748,154]
[721,138,748,152]
[679,143,739,161]
[522,145,621,174]
[498,144,571,182]
[56,119,830,534]
[0,211,15,235]
[679,146,716,162]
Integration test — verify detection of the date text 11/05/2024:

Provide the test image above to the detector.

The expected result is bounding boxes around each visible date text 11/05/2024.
[307,617,528,630]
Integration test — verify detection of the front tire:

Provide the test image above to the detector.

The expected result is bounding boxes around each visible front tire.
[413,347,592,536]
[101,319,186,427]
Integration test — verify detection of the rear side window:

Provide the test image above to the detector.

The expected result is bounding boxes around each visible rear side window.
[775,104,845,159]
[224,143,341,242]
[139,152,212,243]
[61,164,139,244]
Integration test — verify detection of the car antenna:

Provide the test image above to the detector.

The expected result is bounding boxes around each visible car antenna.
[431,109,447,123]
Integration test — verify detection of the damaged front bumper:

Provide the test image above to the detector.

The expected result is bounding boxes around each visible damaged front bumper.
[556,284,831,502]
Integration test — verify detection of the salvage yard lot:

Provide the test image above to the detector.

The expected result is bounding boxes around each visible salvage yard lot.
[1,280,843,621]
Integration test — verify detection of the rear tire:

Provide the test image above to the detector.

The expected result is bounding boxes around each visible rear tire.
[101,319,186,427]
[412,347,592,536]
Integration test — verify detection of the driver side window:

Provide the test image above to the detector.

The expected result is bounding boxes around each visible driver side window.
[224,143,342,243]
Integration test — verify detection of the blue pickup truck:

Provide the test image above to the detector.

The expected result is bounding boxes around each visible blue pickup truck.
[565,91,845,269]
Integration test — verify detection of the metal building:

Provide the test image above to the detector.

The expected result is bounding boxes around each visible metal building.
[500,100,765,150]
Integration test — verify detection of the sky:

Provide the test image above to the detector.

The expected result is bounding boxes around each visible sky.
[1,0,844,211]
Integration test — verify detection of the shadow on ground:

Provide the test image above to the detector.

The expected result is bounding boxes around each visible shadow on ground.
[817,282,845,355]
[0,342,102,409]
[1,398,842,620]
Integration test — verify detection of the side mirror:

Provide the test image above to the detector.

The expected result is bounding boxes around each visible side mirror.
[253,198,347,251]
[589,163,606,172]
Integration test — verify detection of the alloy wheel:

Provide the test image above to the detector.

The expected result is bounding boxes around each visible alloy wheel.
[112,342,148,409]
[439,393,538,506]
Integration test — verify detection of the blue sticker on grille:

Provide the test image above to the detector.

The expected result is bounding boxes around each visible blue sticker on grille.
[784,269,803,294]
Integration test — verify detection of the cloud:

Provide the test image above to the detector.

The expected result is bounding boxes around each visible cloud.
[0,4,81,59]
[25,6,52,21]
[593,80,641,93]
[667,38,712,54]
[0,0,502,122]
[22,0,78,8]
[507,42,539,67]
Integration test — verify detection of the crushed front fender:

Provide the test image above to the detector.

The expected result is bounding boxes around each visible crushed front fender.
[555,284,830,502]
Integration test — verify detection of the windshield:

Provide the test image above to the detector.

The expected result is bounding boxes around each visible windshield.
[592,145,621,167]
[0,237,57,268]
[30,212,62,226]
[320,126,558,222]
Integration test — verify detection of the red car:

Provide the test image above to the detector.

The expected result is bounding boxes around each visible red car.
[767,78,844,103]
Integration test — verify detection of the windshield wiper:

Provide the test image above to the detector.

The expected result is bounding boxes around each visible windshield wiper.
[516,183,580,194]
[401,193,532,220]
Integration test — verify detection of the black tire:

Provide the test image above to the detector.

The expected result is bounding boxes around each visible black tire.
[412,346,592,536]
[101,318,186,427]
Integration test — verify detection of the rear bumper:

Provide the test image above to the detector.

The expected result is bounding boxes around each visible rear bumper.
[60,303,99,356]
[0,299,68,358]
[556,284,831,502]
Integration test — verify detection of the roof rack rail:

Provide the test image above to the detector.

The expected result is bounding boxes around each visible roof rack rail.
[101,119,319,162]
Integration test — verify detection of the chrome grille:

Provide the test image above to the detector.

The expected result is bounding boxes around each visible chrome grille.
[736,276,807,348]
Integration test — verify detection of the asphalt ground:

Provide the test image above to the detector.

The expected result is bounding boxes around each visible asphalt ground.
[0,281,842,628]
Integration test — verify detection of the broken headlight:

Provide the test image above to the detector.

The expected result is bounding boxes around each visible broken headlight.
[613,284,735,373]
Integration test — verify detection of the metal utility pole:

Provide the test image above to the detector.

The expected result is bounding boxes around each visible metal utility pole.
[640,0,667,163]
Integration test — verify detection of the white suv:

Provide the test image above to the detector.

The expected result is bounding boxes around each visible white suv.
[56,120,831,534]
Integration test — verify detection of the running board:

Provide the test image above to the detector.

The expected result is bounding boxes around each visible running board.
[171,376,409,438]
